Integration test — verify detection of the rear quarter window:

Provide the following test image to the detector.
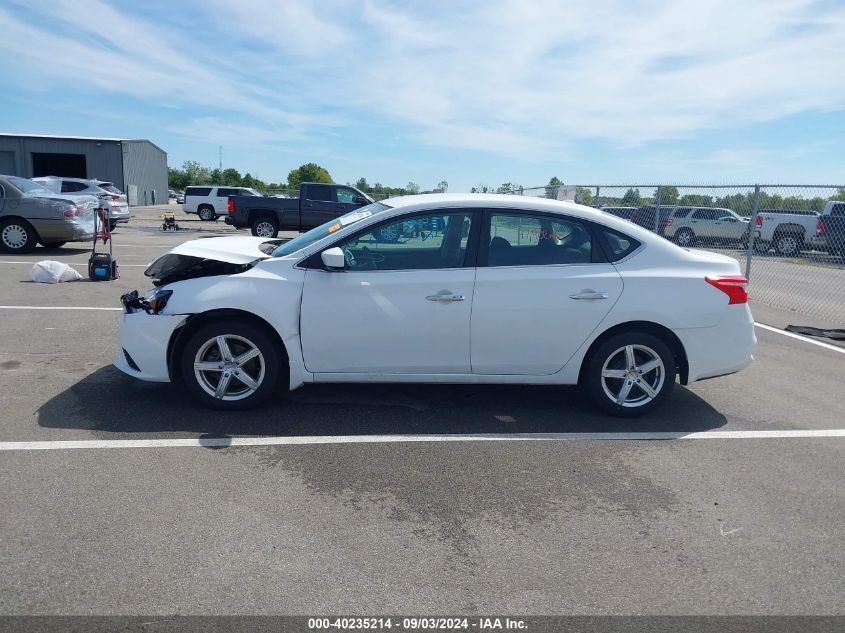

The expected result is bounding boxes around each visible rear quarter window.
[186,187,212,197]
[596,225,641,262]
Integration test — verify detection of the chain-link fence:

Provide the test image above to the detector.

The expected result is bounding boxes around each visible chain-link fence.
[506,184,845,326]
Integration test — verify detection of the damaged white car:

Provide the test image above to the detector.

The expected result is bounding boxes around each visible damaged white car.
[115,194,756,417]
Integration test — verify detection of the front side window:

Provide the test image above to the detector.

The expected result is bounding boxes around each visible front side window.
[486,213,592,266]
[273,202,389,257]
[339,212,473,271]
[336,188,359,204]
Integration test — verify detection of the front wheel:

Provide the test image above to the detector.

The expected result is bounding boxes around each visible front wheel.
[251,216,278,238]
[180,320,284,410]
[585,332,676,417]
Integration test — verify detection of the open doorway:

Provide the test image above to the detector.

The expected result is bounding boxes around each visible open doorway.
[32,153,87,178]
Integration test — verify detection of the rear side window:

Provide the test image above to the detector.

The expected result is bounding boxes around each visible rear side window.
[692,208,718,220]
[305,185,333,202]
[186,187,212,197]
[831,204,845,217]
[217,188,236,197]
[61,181,86,192]
[486,213,592,266]
[673,208,691,218]
[596,225,641,262]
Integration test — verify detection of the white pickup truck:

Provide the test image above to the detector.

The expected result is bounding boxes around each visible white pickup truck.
[752,209,821,256]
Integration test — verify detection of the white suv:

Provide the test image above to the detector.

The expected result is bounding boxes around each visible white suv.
[33,177,130,230]
[664,207,749,247]
[182,186,262,221]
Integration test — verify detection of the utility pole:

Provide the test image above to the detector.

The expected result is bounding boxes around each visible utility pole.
[219,145,223,171]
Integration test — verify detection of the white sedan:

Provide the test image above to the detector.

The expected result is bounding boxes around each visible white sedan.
[115,194,755,417]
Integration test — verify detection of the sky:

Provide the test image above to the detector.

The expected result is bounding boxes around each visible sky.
[1,0,844,191]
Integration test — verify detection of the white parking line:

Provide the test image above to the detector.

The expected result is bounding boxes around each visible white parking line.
[755,323,845,354]
[0,429,843,451]
[0,305,121,311]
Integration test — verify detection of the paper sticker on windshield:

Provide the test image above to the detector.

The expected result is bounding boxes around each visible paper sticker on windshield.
[328,223,341,233]
[339,210,372,226]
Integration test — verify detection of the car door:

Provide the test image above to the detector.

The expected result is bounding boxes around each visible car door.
[300,184,338,229]
[300,209,479,374]
[690,208,719,240]
[471,210,623,375]
[335,186,367,216]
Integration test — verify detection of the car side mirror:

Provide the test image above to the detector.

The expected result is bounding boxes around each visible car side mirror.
[321,247,346,271]
[354,196,368,205]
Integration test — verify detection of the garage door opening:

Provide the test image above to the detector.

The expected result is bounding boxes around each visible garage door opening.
[32,153,87,178]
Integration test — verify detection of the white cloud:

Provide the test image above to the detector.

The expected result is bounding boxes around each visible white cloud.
[3,0,845,160]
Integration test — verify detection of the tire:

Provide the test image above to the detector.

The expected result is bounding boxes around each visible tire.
[180,319,284,410]
[0,218,38,253]
[674,228,696,247]
[40,241,67,249]
[108,220,118,232]
[585,332,677,418]
[774,232,802,256]
[374,224,401,243]
[250,216,278,238]
[198,206,217,221]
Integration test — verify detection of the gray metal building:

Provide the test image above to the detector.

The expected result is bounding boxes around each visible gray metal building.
[0,134,167,206]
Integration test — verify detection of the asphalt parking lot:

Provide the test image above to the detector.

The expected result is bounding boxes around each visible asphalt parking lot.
[0,206,843,616]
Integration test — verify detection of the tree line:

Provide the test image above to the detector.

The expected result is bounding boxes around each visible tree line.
[167,160,438,198]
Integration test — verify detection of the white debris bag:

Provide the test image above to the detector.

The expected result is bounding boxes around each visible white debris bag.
[29,260,83,284]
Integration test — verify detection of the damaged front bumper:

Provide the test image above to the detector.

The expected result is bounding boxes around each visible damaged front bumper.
[114,290,187,382]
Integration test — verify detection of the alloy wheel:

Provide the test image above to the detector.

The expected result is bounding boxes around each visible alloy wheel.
[777,235,798,255]
[600,344,665,408]
[193,334,265,401]
[255,221,275,237]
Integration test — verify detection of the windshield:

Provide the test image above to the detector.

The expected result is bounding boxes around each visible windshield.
[9,177,57,197]
[272,202,389,257]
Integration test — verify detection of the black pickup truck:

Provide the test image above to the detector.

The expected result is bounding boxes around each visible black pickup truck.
[226,183,373,237]
[818,200,845,258]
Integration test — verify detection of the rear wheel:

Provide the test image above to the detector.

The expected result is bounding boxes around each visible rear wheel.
[251,216,278,238]
[774,232,802,256]
[674,228,696,247]
[0,218,38,253]
[198,206,217,221]
[180,320,284,410]
[585,332,676,417]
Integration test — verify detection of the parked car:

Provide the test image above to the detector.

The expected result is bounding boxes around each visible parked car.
[176,192,185,204]
[815,200,845,258]
[751,209,821,256]
[226,183,373,237]
[663,207,750,247]
[33,177,129,230]
[115,194,755,417]
[631,205,675,234]
[601,206,638,221]
[182,186,262,221]
[0,175,95,252]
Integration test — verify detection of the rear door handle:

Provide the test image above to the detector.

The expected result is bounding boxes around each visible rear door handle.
[569,291,608,300]
[426,293,465,303]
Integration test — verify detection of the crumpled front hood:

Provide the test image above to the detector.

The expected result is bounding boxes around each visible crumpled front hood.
[160,236,283,264]
[145,236,285,286]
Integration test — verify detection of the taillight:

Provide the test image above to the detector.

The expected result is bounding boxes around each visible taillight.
[227,199,235,213]
[817,217,826,236]
[755,216,763,227]
[111,194,120,200]
[705,275,748,305]
[63,207,81,218]
[665,218,673,226]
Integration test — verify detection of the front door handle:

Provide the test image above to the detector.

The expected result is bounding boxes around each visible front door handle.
[426,292,465,303]
[569,291,609,300]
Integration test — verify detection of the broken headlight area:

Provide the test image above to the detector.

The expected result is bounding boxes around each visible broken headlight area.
[144,253,256,287]
[121,288,173,315]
